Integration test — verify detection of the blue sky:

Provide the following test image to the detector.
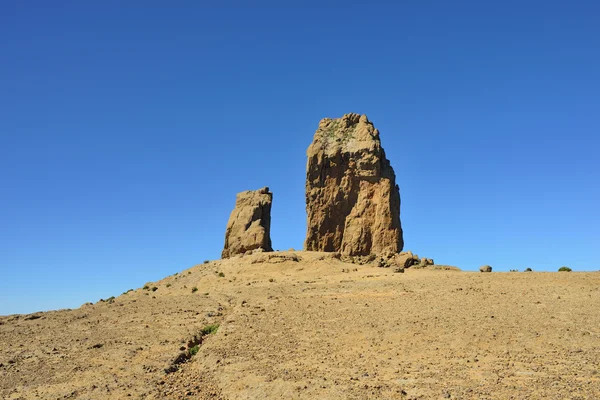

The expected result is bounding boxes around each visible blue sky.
[1,1,599,314]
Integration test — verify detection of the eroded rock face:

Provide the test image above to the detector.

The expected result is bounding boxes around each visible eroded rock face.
[222,187,273,258]
[305,113,403,256]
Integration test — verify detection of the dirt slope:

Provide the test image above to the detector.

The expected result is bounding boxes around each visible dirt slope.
[1,251,599,399]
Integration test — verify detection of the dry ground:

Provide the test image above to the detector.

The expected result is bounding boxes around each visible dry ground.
[1,251,599,399]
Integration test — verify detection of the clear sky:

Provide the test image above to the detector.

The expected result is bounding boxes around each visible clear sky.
[1,1,599,315]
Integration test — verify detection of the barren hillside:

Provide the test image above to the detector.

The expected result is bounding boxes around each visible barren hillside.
[1,252,599,399]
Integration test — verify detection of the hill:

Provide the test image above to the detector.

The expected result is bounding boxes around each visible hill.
[1,252,599,399]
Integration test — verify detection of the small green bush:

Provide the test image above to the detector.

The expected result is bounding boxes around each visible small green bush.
[558,266,572,272]
[218,272,225,278]
[525,268,533,272]
[151,286,158,292]
[203,260,209,264]
[201,324,219,335]
[191,287,198,293]
[189,345,200,356]
[143,285,149,290]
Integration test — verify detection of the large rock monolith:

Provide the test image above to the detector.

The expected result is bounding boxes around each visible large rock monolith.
[222,187,273,258]
[304,113,403,256]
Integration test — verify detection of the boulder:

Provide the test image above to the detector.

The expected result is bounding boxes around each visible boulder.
[419,258,434,267]
[221,187,273,258]
[393,252,420,269]
[304,113,403,256]
[479,265,492,273]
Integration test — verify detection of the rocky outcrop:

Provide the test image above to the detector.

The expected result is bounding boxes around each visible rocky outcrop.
[222,187,273,258]
[372,251,432,270]
[305,113,403,256]
[419,257,434,267]
[480,265,492,273]
[392,252,421,269]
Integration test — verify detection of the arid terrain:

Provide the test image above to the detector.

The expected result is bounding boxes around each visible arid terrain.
[1,252,599,399]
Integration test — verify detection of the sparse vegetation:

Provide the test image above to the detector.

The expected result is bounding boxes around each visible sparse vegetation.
[203,292,209,296]
[143,285,149,290]
[151,286,158,292]
[166,283,171,287]
[321,118,358,147]
[191,287,198,293]
[166,324,219,374]
[525,268,533,272]
[203,260,209,264]
[559,266,572,272]
[510,269,518,272]
[218,272,225,278]
[189,345,199,356]
[322,119,340,138]
[201,324,219,335]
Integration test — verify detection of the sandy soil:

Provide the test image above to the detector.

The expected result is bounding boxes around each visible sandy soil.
[1,251,599,399]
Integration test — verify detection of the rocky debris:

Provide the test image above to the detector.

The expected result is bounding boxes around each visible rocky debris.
[304,113,403,256]
[222,187,273,258]
[432,265,461,271]
[165,326,219,374]
[419,258,434,267]
[342,254,377,265]
[159,368,224,399]
[315,252,342,261]
[391,252,421,269]
[250,252,301,264]
[480,265,493,273]
[370,251,437,270]
[244,248,265,256]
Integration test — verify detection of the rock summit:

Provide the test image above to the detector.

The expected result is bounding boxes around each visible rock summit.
[222,187,273,258]
[304,113,403,256]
